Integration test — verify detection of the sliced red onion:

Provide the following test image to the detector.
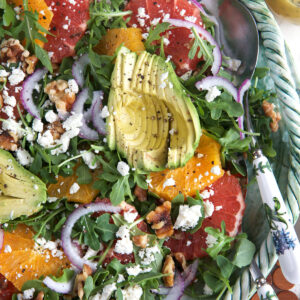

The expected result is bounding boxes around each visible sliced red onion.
[21,68,47,119]
[92,91,106,135]
[0,229,4,252]
[164,271,185,300]
[43,274,75,294]
[237,79,251,139]
[167,19,221,75]
[151,287,170,295]
[72,89,99,140]
[195,76,238,101]
[72,54,90,88]
[61,202,121,271]
[183,259,199,288]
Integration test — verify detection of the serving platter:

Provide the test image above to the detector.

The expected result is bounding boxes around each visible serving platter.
[220,0,300,298]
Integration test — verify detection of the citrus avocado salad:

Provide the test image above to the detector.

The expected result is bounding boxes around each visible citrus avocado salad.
[0,0,279,299]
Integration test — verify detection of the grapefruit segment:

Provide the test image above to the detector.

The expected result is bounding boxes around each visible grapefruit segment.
[44,0,90,63]
[164,174,245,260]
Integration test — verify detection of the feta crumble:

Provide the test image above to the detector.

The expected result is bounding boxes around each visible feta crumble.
[203,201,214,218]
[205,86,221,102]
[211,165,221,175]
[138,245,160,265]
[69,182,80,194]
[100,106,110,118]
[91,283,117,300]
[67,79,79,94]
[122,285,143,300]
[115,225,133,255]
[206,234,217,248]
[174,205,202,231]
[163,177,175,189]
[117,161,130,176]
[126,265,142,276]
[124,210,138,223]
[81,151,98,169]
[4,244,12,253]
[45,110,58,123]
[16,149,33,166]
[23,288,35,299]
[8,68,26,86]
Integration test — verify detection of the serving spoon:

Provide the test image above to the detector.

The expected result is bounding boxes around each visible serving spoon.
[200,0,300,288]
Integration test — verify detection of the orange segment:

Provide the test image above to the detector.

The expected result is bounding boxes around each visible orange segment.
[10,0,53,47]
[10,224,34,240]
[48,168,100,204]
[0,249,69,290]
[94,28,145,56]
[149,134,224,201]
[2,232,35,252]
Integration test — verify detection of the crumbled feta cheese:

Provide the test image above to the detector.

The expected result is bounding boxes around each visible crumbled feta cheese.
[180,70,193,81]
[45,110,58,123]
[69,182,80,194]
[37,130,54,148]
[203,284,213,295]
[205,86,221,102]
[163,38,170,46]
[142,33,149,39]
[8,68,26,86]
[138,245,160,265]
[211,165,221,175]
[200,189,214,199]
[4,244,12,253]
[122,285,143,300]
[124,210,138,223]
[23,288,35,299]
[162,13,170,22]
[165,55,172,63]
[163,178,175,189]
[3,93,16,107]
[63,113,83,131]
[115,225,133,255]
[151,17,161,25]
[100,105,110,118]
[91,283,117,300]
[16,149,33,166]
[186,240,192,247]
[83,247,100,260]
[117,274,125,283]
[81,151,98,169]
[227,58,242,72]
[180,9,186,16]
[62,24,69,30]
[2,105,14,118]
[67,79,79,94]
[0,69,9,78]
[197,153,204,158]
[126,265,142,276]
[47,196,58,203]
[203,201,214,218]
[2,119,23,138]
[117,161,130,176]
[215,205,222,211]
[206,234,217,248]
[174,205,202,231]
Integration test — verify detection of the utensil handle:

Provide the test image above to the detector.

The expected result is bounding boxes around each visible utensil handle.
[256,281,279,300]
[253,149,300,284]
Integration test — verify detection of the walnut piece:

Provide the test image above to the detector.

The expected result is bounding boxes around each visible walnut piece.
[73,264,93,300]
[0,38,29,64]
[23,55,38,74]
[44,80,76,112]
[162,255,175,287]
[262,100,281,132]
[132,234,148,248]
[174,252,187,271]
[146,201,174,239]
[134,185,147,202]
[47,120,65,140]
[0,132,18,151]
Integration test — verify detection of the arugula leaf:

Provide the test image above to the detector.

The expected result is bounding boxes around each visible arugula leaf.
[80,215,101,251]
[84,276,94,299]
[216,255,234,279]
[231,238,256,268]
[95,213,118,242]
[76,164,93,184]
[20,280,59,300]
[50,269,75,283]
[144,22,170,52]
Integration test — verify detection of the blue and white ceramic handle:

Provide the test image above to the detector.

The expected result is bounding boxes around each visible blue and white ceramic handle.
[253,149,300,284]
[254,278,279,300]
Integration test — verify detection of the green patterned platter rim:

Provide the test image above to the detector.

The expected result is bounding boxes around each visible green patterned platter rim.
[223,0,300,299]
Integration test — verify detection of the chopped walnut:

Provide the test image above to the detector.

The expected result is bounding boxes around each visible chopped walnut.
[174,252,187,271]
[73,264,93,300]
[22,55,38,74]
[35,291,44,300]
[162,255,175,287]
[132,234,148,248]
[0,38,29,64]
[262,100,281,132]
[0,132,18,151]
[0,94,3,109]
[146,201,174,239]
[47,120,65,140]
[44,80,76,112]
[134,185,147,202]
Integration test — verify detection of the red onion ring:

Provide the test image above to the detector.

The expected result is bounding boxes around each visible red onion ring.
[61,202,120,271]
[164,271,185,300]
[72,54,90,88]
[92,91,106,135]
[43,274,75,294]
[21,68,47,119]
[0,229,4,252]
[72,89,99,140]
[237,79,251,139]
[167,19,221,75]
[183,259,199,288]
[195,76,238,100]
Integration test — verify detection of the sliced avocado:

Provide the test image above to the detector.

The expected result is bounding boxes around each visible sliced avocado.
[107,47,201,172]
[0,149,47,222]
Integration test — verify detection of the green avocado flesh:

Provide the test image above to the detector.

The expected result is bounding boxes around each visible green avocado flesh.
[0,149,47,223]
[107,47,201,171]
